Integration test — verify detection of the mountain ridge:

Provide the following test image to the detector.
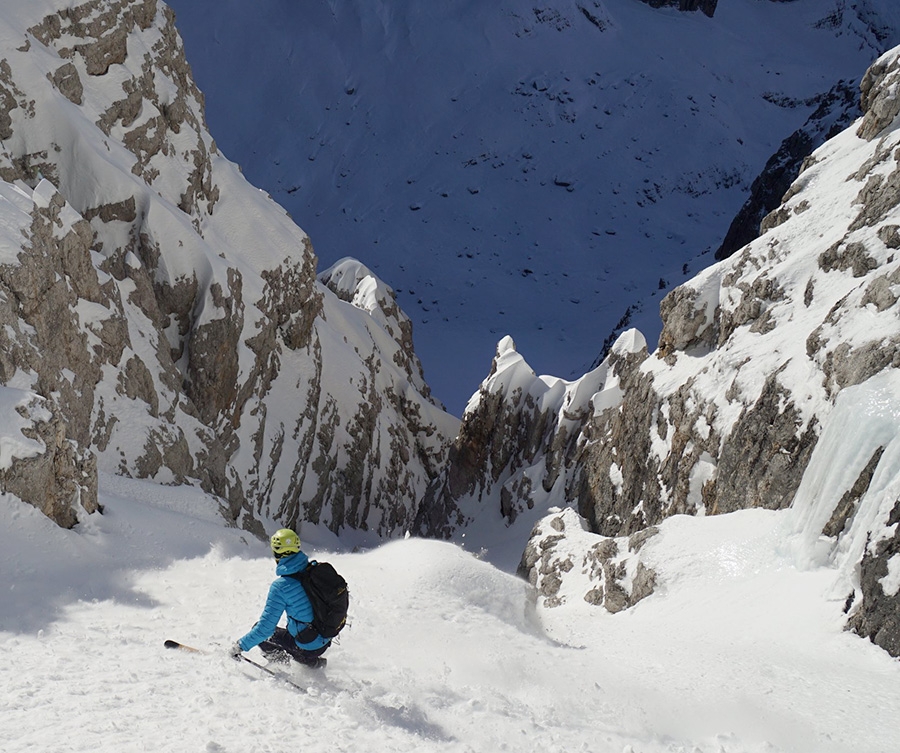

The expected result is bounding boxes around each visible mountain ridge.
[2,0,900,663]
[420,43,900,655]
[0,0,457,539]
[166,0,900,415]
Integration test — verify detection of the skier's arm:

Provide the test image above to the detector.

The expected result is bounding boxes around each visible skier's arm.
[237,581,287,651]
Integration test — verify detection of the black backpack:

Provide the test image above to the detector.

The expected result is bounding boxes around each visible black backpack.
[286,561,349,642]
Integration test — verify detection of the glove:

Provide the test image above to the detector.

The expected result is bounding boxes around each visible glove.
[229,641,243,661]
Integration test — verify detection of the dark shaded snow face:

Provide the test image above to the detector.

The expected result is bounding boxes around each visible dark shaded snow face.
[167,0,898,415]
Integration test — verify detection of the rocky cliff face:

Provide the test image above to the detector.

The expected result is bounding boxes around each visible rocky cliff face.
[714,80,861,261]
[0,0,457,532]
[0,383,98,529]
[421,45,900,649]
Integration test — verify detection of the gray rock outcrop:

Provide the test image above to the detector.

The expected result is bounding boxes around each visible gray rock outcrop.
[857,49,900,141]
[519,507,658,613]
[848,497,900,656]
[715,81,860,261]
[0,390,98,528]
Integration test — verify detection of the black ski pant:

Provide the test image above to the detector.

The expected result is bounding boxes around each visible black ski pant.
[258,627,328,666]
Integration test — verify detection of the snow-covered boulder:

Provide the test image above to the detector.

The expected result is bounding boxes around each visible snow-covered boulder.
[518,507,658,613]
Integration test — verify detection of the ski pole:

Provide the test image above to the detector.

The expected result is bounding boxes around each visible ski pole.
[165,639,307,693]
[239,655,308,692]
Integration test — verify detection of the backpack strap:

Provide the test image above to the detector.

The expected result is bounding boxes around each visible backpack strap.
[282,567,319,643]
[294,624,320,644]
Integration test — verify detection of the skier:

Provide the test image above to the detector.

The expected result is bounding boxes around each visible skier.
[229,528,330,668]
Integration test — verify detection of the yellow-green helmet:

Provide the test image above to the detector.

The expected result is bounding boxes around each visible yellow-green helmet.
[270,528,301,557]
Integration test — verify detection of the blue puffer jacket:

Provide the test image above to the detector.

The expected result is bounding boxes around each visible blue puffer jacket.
[238,551,330,652]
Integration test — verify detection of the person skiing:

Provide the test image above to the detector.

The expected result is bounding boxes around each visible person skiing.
[229,528,330,668]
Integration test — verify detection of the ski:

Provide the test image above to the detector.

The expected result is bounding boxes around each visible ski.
[163,639,307,693]
[164,639,203,652]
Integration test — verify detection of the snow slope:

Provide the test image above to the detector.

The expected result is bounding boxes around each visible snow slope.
[3,477,899,753]
[166,0,900,414]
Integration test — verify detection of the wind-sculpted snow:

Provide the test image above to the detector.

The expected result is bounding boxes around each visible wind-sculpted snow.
[363,537,538,636]
[421,44,900,655]
[0,0,457,535]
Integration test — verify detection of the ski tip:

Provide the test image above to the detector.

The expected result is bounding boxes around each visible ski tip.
[164,639,202,652]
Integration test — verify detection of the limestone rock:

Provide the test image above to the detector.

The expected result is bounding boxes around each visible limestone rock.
[49,62,84,104]
[416,331,646,538]
[418,46,900,645]
[0,390,97,529]
[847,497,900,656]
[857,49,900,141]
[518,507,658,612]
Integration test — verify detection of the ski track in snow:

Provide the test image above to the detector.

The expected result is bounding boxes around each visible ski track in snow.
[3,477,900,753]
